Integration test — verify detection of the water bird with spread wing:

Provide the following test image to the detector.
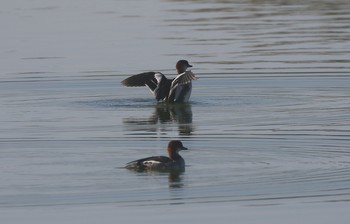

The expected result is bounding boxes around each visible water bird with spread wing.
[121,60,197,103]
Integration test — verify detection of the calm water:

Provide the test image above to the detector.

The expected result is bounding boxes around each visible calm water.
[1,0,350,223]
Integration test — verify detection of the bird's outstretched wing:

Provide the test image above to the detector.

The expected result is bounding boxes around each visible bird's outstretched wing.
[121,72,172,101]
[167,70,198,102]
[121,72,158,91]
[171,70,198,88]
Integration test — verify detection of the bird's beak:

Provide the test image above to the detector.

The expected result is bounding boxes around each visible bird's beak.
[181,146,188,151]
[188,64,193,68]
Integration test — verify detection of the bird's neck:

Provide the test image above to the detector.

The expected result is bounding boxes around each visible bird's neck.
[169,150,183,161]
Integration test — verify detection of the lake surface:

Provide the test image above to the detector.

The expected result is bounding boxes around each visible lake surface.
[1,0,350,223]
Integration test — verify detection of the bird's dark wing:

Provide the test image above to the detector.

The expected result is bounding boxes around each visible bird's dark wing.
[121,72,172,101]
[154,75,172,101]
[127,156,172,165]
[125,156,171,170]
[121,72,158,91]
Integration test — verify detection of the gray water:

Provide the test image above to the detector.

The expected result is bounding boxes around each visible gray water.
[1,0,350,223]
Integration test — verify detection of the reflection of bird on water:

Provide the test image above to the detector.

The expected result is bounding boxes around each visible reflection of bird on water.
[155,103,192,124]
[123,103,194,135]
[121,60,198,103]
[125,140,188,172]
[168,170,184,189]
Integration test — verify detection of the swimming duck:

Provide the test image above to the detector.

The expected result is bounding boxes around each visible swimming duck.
[125,140,188,171]
[121,60,197,103]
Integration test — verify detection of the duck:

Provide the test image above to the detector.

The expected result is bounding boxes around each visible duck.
[121,60,198,103]
[125,140,188,171]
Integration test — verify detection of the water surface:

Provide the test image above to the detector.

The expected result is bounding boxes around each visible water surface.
[1,0,350,223]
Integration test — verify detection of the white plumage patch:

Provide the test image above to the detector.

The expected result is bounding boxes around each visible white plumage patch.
[154,73,163,83]
[143,160,161,167]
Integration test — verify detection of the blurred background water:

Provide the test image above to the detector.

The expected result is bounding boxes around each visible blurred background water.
[1,0,350,223]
